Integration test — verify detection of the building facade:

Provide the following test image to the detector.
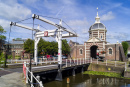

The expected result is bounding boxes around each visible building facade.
[70,8,125,61]
[4,39,26,57]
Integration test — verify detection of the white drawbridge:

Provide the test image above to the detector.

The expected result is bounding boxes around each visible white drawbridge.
[10,14,77,66]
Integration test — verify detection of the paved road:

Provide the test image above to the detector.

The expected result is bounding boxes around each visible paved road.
[0,68,23,77]
[0,72,26,87]
[0,68,26,87]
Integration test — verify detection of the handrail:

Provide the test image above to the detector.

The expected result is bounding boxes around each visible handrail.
[24,62,44,87]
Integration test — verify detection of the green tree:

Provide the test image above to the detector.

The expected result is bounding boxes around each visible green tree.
[122,41,129,57]
[62,39,70,56]
[0,26,6,52]
[38,38,46,56]
[24,38,70,57]
[0,52,5,64]
[0,26,6,40]
[24,39,34,54]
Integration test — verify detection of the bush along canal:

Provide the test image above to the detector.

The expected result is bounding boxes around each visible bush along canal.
[86,63,130,79]
[83,71,122,78]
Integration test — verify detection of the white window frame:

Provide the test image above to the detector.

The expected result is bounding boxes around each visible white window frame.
[108,47,113,55]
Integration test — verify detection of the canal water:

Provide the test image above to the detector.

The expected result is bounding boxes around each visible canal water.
[43,73,130,87]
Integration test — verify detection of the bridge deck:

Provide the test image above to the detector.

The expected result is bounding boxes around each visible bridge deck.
[31,62,89,73]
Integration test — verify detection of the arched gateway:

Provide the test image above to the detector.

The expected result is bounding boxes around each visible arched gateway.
[90,45,98,58]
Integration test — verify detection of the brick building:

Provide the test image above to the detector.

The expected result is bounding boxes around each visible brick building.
[69,8,125,61]
[4,39,26,57]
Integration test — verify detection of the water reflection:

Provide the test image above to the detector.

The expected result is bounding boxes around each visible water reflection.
[44,73,130,87]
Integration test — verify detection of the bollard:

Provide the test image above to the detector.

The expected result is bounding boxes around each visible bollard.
[67,78,70,84]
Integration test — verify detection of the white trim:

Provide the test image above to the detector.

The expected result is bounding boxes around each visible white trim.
[108,47,113,55]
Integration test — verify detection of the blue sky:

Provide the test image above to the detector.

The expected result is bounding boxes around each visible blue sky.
[1,0,130,44]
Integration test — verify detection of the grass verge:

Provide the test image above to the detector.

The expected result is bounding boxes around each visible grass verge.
[83,71,122,78]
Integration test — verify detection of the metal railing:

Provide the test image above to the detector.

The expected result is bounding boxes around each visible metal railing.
[90,58,130,71]
[24,62,44,87]
[4,58,58,65]
[64,58,90,67]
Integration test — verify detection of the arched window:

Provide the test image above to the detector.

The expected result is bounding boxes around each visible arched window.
[108,48,112,54]
[79,48,83,55]
[100,33,103,39]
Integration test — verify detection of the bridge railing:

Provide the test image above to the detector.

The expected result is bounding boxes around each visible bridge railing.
[6,59,33,64]
[38,58,58,65]
[64,58,91,67]
[23,62,44,87]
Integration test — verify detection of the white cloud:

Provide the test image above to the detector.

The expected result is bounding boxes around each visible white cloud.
[0,1,31,20]
[106,32,129,43]
[68,20,88,27]
[0,19,10,30]
[101,11,115,21]
[24,0,38,4]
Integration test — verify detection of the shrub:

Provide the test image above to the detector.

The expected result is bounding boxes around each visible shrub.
[122,42,129,57]
[0,52,5,64]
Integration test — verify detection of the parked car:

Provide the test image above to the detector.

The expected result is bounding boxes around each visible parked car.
[53,55,58,60]
[62,55,67,59]
[53,55,67,59]
[45,55,53,60]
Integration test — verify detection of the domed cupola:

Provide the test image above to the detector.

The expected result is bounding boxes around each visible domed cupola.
[88,7,107,41]
[89,23,106,30]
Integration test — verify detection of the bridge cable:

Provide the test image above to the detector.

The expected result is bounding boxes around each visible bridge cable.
[15,17,32,23]
[18,23,47,30]
[39,15,61,20]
